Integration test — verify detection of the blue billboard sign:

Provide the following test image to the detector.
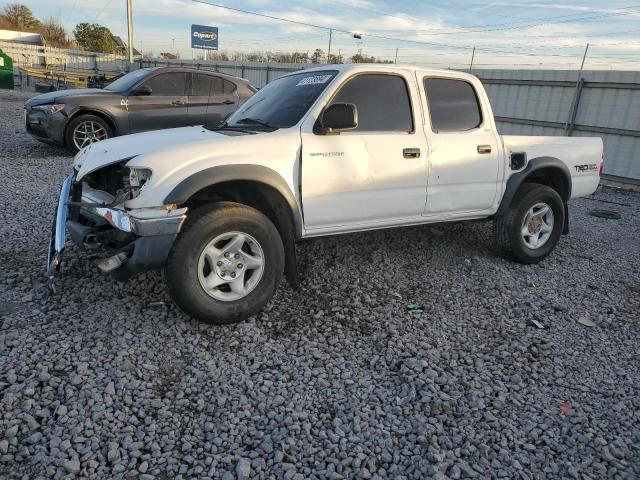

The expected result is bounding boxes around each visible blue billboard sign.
[191,25,218,50]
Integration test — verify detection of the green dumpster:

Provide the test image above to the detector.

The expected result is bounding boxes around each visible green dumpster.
[0,49,14,89]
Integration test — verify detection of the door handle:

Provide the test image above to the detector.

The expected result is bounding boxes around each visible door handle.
[171,100,185,106]
[221,100,235,105]
[477,145,492,154]
[403,148,421,158]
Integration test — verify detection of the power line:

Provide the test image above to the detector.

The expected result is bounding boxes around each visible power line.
[192,0,640,57]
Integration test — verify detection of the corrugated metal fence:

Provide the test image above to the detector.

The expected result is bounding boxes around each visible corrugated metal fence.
[2,41,637,181]
[144,60,639,181]
[478,69,640,181]
[140,58,315,87]
[0,40,127,72]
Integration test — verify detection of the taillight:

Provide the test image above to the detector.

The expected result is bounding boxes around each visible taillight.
[599,150,604,176]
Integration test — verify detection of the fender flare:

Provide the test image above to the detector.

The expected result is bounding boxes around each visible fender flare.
[497,156,572,217]
[163,164,303,237]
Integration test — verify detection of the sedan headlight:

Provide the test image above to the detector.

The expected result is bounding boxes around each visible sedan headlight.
[32,103,65,114]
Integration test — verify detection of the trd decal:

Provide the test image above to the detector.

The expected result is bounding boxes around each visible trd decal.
[574,164,598,172]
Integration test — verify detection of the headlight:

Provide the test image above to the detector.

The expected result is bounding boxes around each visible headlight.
[128,167,153,198]
[32,103,65,114]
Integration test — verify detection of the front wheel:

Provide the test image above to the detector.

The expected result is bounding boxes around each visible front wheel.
[494,183,565,264]
[164,202,285,324]
[65,114,113,153]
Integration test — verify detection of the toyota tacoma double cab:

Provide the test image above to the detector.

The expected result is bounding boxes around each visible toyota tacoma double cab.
[49,64,603,324]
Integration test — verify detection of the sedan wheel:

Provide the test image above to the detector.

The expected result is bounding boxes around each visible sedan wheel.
[73,120,109,150]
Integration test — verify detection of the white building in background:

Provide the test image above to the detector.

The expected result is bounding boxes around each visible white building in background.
[0,29,46,46]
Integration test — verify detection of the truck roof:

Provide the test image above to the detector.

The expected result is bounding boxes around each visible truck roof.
[292,63,478,82]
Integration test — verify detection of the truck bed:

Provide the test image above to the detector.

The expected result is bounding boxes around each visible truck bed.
[502,135,603,199]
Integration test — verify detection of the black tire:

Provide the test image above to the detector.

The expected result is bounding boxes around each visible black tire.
[164,202,285,324]
[494,183,565,264]
[65,114,113,153]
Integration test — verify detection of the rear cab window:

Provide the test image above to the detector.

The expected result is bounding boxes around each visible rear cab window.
[423,78,482,132]
[329,73,414,133]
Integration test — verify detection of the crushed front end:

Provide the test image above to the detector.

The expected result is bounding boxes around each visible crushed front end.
[49,159,187,282]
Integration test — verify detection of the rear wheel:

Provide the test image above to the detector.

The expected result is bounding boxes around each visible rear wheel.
[65,114,113,153]
[494,183,565,264]
[164,202,284,324]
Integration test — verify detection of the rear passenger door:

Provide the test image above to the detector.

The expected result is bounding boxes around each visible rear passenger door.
[127,72,188,133]
[301,72,429,231]
[187,73,238,126]
[421,77,502,215]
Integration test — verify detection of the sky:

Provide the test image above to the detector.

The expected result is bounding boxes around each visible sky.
[5,0,640,69]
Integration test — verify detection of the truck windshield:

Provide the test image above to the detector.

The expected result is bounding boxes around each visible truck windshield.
[225,70,338,129]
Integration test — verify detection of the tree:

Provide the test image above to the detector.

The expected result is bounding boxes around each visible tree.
[245,51,265,62]
[3,3,40,30]
[311,48,324,64]
[328,53,343,64]
[73,22,118,53]
[350,52,392,64]
[350,52,376,63]
[207,51,229,61]
[39,17,71,48]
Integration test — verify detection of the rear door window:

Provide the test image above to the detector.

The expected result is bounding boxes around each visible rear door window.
[330,74,413,132]
[223,79,236,94]
[424,78,482,132]
[146,73,187,96]
[191,73,224,96]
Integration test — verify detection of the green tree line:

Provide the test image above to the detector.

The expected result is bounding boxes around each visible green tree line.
[0,3,119,52]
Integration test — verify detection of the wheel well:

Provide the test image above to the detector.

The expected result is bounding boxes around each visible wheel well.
[522,167,570,202]
[183,180,295,238]
[65,109,117,145]
[182,180,301,286]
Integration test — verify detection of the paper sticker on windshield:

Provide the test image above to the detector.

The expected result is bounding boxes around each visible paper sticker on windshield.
[296,75,332,86]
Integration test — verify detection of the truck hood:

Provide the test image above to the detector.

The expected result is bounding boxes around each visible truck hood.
[75,126,231,180]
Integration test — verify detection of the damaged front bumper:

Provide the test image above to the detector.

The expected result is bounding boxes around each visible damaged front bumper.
[48,174,187,282]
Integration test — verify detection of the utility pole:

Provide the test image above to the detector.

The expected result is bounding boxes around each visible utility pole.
[327,28,332,64]
[172,38,176,56]
[468,46,475,73]
[126,0,134,67]
[394,47,398,64]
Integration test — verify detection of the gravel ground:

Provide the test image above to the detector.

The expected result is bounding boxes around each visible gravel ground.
[1,89,639,480]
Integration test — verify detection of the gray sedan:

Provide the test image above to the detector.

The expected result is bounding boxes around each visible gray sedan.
[24,67,256,153]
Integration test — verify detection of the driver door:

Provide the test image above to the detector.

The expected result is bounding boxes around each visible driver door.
[300,72,428,231]
[127,72,188,133]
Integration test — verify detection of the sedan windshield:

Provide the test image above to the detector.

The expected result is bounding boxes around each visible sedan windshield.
[104,68,157,92]
[225,70,338,129]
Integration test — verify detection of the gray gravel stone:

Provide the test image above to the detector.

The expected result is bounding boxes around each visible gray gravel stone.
[0,88,639,480]
[236,457,251,479]
[62,458,81,474]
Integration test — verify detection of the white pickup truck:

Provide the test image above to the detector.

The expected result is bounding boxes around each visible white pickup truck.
[50,64,603,324]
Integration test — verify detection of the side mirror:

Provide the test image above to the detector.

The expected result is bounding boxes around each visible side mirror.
[132,84,152,96]
[318,103,358,133]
